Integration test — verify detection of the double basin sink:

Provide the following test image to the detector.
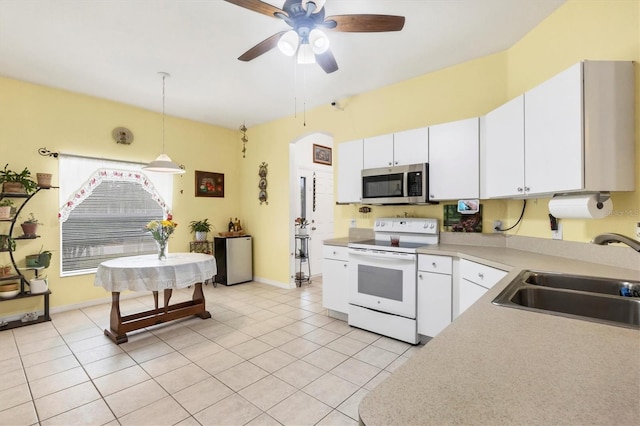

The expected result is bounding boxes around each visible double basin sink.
[492,270,640,329]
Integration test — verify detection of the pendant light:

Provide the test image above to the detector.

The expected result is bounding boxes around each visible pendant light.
[143,72,185,174]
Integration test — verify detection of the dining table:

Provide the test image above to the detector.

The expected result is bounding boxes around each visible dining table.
[94,252,216,344]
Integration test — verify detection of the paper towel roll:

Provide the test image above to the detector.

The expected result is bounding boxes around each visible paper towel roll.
[548,194,613,219]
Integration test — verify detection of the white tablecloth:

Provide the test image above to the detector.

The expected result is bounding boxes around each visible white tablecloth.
[94,253,216,292]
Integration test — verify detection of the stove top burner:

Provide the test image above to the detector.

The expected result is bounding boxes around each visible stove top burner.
[348,239,433,253]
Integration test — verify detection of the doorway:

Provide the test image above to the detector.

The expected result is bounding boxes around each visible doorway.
[289,133,334,286]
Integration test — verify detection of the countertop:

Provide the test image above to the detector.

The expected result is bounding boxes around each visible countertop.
[324,237,640,425]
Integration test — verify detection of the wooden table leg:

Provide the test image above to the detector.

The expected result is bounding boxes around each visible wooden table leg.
[164,289,172,313]
[193,282,211,319]
[104,292,128,344]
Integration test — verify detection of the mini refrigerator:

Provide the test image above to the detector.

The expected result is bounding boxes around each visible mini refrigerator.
[214,236,253,285]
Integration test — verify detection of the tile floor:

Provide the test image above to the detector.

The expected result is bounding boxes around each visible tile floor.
[0,278,424,425]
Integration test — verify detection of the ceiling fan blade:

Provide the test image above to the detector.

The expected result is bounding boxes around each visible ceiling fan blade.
[324,14,405,32]
[238,31,287,61]
[224,0,285,18]
[315,49,338,74]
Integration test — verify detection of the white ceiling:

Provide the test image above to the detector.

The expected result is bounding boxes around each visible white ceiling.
[0,0,565,130]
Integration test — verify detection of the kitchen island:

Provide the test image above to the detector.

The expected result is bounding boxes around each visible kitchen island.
[357,242,640,425]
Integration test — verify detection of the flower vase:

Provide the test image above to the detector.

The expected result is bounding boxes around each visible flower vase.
[297,227,307,236]
[156,240,167,261]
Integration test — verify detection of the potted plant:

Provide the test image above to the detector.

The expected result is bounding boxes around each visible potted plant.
[295,217,309,235]
[189,219,213,241]
[0,164,38,194]
[0,235,16,252]
[26,246,52,268]
[0,199,13,219]
[36,173,52,188]
[21,212,42,237]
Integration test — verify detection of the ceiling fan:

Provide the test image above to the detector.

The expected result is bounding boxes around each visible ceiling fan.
[224,0,405,73]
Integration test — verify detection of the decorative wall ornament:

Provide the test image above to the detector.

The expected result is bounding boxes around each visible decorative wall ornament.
[240,123,248,158]
[38,147,59,158]
[258,162,268,205]
[112,127,134,145]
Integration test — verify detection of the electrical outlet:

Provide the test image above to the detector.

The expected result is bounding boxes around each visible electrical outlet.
[493,220,503,232]
[552,223,563,240]
[349,218,357,228]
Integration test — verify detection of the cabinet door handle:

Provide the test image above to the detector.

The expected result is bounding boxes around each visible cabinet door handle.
[517,187,523,192]
[432,262,437,268]
[478,272,484,279]
[388,162,392,166]
[524,186,530,192]
[419,274,423,279]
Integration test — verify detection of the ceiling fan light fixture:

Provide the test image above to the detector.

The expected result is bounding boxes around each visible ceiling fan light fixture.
[302,0,326,14]
[309,29,329,54]
[297,43,315,64]
[277,30,299,56]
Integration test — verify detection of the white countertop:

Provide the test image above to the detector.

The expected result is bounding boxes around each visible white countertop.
[324,236,640,425]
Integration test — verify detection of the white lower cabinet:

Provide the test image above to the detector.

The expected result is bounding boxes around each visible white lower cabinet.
[417,255,452,337]
[322,245,349,314]
[457,259,507,317]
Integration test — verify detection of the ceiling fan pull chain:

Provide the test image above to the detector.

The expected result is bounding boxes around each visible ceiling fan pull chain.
[293,55,298,119]
[303,64,307,127]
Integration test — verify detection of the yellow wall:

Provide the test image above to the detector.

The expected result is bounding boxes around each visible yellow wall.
[1,0,638,315]
[240,0,640,284]
[0,78,240,315]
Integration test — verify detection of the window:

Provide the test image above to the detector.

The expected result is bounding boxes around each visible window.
[58,155,173,276]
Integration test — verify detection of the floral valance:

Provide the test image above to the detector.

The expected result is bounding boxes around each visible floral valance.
[58,168,169,223]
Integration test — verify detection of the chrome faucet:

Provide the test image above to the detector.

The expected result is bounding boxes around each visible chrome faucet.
[591,233,640,252]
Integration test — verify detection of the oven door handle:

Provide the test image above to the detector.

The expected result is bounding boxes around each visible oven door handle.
[348,248,415,261]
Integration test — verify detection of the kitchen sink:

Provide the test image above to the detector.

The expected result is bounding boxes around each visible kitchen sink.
[492,270,640,329]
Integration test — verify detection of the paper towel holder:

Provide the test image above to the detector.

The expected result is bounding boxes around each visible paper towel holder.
[552,192,610,209]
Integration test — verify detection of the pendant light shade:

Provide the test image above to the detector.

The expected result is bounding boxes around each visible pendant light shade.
[143,72,185,174]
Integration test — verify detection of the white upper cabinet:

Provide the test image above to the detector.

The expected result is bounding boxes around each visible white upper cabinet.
[429,117,480,201]
[481,95,525,198]
[393,127,429,166]
[337,139,363,204]
[524,62,584,195]
[363,133,394,169]
[482,61,634,198]
[363,127,429,169]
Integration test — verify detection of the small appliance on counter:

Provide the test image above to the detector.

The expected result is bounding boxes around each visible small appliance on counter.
[214,235,252,285]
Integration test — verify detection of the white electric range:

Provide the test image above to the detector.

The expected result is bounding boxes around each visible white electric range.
[347,218,439,344]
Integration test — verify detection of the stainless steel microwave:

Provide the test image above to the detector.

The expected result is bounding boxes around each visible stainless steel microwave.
[361,163,429,204]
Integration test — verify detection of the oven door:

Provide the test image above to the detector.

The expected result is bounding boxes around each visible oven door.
[348,248,417,318]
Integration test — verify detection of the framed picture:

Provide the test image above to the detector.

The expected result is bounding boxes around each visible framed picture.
[195,170,224,197]
[313,144,332,166]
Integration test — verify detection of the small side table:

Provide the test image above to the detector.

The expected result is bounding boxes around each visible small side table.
[294,234,311,287]
[190,241,215,286]
[190,240,213,254]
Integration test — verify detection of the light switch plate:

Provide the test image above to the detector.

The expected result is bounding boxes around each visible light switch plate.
[552,223,563,240]
[350,218,357,228]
